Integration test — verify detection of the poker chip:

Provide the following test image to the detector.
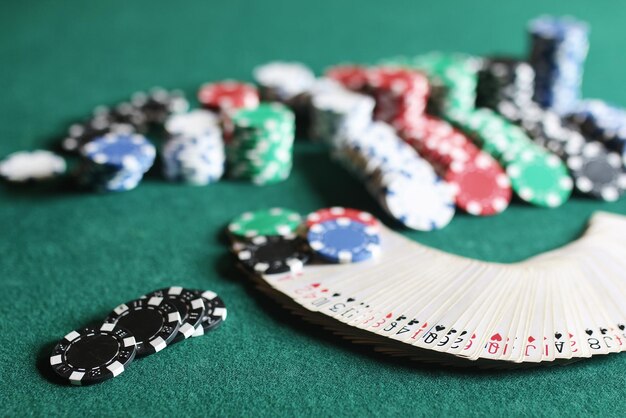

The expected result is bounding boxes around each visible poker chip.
[162,110,225,185]
[192,290,228,336]
[226,103,295,185]
[79,133,156,192]
[130,87,189,124]
[333,121,455,230]
[307,218,381,263]
[528,16,589,115]
[197,81,259,112]
[566,143,626,201]
[49,323,136,386]
[105,296,181,357]
[444,153,512,216]
[309,88,375,143]
[325,64,370,91]
[0,150,66,182]
[506,149,573,207]
[365,66,430,127]
[165,109,221,137]
[62,106,144,153]
[380,172,456,231]
[233,235,310,274]
[567,99,626,158]
[253,61,316,101]
[306,207,379,229]
[228,207,302,238]
[476,57,535,112]
[407,52,481,118]
[143,287,207,343]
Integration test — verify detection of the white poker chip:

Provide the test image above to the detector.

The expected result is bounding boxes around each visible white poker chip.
[380,173,456,231]
[165,109,221,137]
[0,150,66,182]
[253,61,316,99]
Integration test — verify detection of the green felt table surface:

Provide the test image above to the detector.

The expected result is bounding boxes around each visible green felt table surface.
[2,0,626,416]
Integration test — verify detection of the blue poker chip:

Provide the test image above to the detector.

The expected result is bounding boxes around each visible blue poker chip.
[82,133,156,172]
[307,218,381,263]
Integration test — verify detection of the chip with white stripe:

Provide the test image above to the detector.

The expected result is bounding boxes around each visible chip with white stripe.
[105,296,181,356]
[49,323,136,386]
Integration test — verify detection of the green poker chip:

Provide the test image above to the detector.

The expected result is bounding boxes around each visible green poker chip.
[506,149,573,208]
[228,207,302,238]
[226,103,295,185]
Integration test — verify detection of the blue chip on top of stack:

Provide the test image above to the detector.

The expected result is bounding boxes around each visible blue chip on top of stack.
[79,133,156,192]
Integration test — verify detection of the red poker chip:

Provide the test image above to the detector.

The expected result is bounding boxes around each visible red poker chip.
[325,65,370,91]
[306,207,380,228]
[366,67,429,96]
[198,81,259,112]
[444,153,512,216]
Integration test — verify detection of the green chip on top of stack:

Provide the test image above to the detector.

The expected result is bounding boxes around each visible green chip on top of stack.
[227,103,295,185]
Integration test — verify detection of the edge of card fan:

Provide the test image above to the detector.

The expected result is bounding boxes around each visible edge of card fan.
[249,210,626,369]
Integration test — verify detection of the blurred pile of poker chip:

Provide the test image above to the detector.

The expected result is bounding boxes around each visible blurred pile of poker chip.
[225,103,296,185]
[49,286,227,386]
[78,133,156,192]
[3,14,626,221]
[333,121,456,230]
[162,110,225,185]
[476,58,535,114]
[529,16,589,116]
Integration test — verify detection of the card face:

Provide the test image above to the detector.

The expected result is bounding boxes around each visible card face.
[256,211,626,367]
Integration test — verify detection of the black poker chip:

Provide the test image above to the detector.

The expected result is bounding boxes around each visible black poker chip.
[191,290,228,337]
[476,57,535,111]
[232,235,310,275]
[49,323,137,386]
[104,297,181,357]
[566,143,626,201]
[130,88,188,125]
[143,287,207,344]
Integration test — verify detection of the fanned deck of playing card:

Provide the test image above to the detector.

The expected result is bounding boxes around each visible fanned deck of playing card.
[248,211,626,368]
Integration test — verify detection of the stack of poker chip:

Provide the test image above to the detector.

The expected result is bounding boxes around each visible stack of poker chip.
[325,64,431,133]
[334,121,456,231]
[365,67,430,130]
[476,57,535,114]
[49,286,227,386]
[228,207,383,273]
[407,52,481,120]
[62,104,147,153]
[401,116,512,216]
[306,208,381,264]
[309,87,375,144]
[130,87,189,125]
[62,88,188,153]
[253,61,316,102]
[284,77,346,138]
[528,16,589,115]
[162,110,225,185]
[328,64,511,216]
[78,133,156,192]
[455,108,573,207]
[228,208,311,275]
[226,103,296,185]
[197,80,260,113]
[567,100,626,159]
[482,82,626,202]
